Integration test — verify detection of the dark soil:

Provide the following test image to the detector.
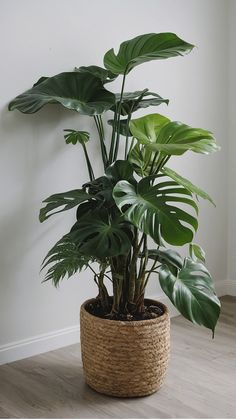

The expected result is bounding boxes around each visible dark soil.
[85,299,165,321]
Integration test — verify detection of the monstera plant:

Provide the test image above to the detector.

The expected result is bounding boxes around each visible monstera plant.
[9,33,221,337]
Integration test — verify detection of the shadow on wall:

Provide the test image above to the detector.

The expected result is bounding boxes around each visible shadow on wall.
[0,104,73,284]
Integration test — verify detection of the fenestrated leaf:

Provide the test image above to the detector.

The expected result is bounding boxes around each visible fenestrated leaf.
[146,120,219,155]
[39,189,92,222]
[189,243,206,263]
[41,233,91,287]
[113,176,198,246]
[112,90,169,116]
[159,258,221,333]
[64,129,90,145]
[71,209,133,258]
[107,119,132,137]
[8,72,116,115]
[162,166,215,206]
[130,113,170,144]
[75,65,117,83]
[104,32,194,75]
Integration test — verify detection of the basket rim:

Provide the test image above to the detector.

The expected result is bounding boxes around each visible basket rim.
[80,297,169,327]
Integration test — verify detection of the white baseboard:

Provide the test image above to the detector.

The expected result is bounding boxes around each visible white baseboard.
[0,283,234,366]
[0,325,80,366]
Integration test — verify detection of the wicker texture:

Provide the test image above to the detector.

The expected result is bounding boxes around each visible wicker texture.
[80,298,170,397]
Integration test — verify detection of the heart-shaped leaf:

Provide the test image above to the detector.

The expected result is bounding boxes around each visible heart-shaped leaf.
[9,72,116,115]
[159,258,221,333]
[112,90,169,116]
[104,32,194,75]
[75,65,117,83]
[130,113,170,144]
[113,176,198,246]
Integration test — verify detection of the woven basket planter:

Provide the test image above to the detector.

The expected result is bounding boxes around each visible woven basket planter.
[80,298,170,397]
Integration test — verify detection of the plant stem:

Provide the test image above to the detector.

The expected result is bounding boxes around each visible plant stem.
[82,143,95,181]
[94,116,108,170]
[113,74,126,162]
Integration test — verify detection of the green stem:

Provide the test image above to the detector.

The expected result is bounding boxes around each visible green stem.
[82,143,95,181]
[94,116,108,170]
[113,74,126,162]
[108,104,118,164]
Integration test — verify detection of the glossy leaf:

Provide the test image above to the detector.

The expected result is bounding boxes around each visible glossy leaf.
[75,65,117,83]
[129,113,170,144]
[71,210,133,258]
[112,90,169,116]
[105,160,136,184]
[39,189,92,222]
[113,177,198,245]
[107,119,132,137]
[162,167,215,205]
[64,129,90,145]
[159,258,221,333]
[189,243,206,263]
[128,142,154,177]
[8,72,116,115]
[146,120,219,155]
[104,33,194,75]
[147,247,183,269]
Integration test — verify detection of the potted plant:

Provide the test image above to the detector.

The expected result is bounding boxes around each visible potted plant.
[9,33,221,397]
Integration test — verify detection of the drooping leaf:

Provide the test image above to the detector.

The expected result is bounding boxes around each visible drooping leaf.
[146,120,219,155]
[64,129,90,145]
[42,233,91,287]
[129,113,170,144]
[147,247,183,269]
[71,209,133,258]
[74,65,117,83]
[162,167,215,205]
[113,176,198,246]
[104,32,194,75]
[8,72,116,115]
[159,258,221,333]
[112,90,169,116]
[39,189,92,222]
[107,119,132,137]
[189,243,206,263]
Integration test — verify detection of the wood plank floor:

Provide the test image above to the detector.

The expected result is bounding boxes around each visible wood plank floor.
[0,296,235,418]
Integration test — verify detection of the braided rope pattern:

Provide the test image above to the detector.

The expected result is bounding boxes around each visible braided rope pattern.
[80,298,170,397]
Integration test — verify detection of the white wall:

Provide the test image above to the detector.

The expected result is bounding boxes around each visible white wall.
[0,0,229,362]
[227,0,236,286]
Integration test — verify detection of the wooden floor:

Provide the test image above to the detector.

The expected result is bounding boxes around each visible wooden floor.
[0,296,235,419]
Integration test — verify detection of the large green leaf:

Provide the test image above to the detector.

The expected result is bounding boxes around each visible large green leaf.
[39,189,92,222]
[147,247,183,270]
[105,160,136,184]
[75,65,117,83]
[147,120,219,155]
[113,177,198,246]
[129,113,170,144]
[107,119,132,137]
[104,33,194,75]
[128,142,154,177]
[162,167,215,205]
[71,210,133,258]
[159,258,221,333]
[8,72,115,115]
[41,233,91,286]
[112,90,169,116]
